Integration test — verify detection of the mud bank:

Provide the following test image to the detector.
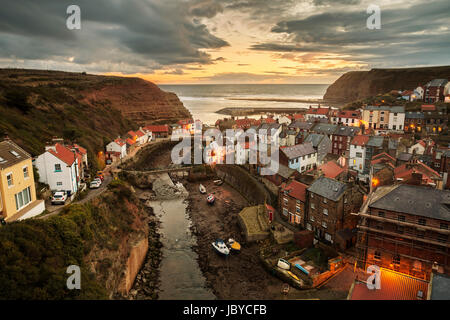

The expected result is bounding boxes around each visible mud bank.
[185,179,285,299]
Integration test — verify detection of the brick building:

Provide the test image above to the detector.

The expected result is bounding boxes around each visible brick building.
[356,185,450,281]
[279,180,309,228]
[306,177,364,245]
[331,125,360,158]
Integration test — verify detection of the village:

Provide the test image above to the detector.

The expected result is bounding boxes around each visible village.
[0,77,449,300]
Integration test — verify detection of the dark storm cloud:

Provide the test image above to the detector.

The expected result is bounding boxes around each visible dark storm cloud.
[250,0,450,67]
[0,0,229,72]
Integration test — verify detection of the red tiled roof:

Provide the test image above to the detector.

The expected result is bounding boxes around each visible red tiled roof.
[280,180,308,202]
[126,138,135,145]
[371,152,396,164]
[48,143,76,166]
[177,118,193,125]
[114,138,126,147]
[306,107,329,115]
[127,130,137,138]
[350,268,429,300]
[336,110,361,119]
[136,129,146,137]
[394,161,441,184]
[235,118,257,128]
[144,125,169,133]
[264,117,276,124]
[293,114,304,120]
[71,144,87,155]
[351,135,370,146]
[265,203,275,212]
[421,105,436,111]
[318,161,345,179]
[417,140,426,148]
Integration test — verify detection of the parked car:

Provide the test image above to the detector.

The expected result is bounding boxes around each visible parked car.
[93,177,102,185]
[51,191,67,205]
[89,180,101,189]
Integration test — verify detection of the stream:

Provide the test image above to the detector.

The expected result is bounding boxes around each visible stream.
[150,183,215,299]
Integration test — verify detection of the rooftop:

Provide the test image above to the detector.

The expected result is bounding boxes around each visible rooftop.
[0,139,31,169]
[334,125,360,137]
[303,133,326,148]
[369,184,450,222]
[318,161,346,179]
[281,180,308,202]
[349,268,429,300]
[311,123,338,135]
[351,135,370,147]
[281,142,316,160]
[307,176,347,201]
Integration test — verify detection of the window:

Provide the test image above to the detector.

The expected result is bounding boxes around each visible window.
[398,215,405,222]
[437,234,447,243]
[396,226,404,234]
[296,206,301,213]
[374,251,381,261]
[7,173,13,187]
[282,208,288,216]
[23,166,29,179]
[311,193,314,198]
[418,218,426,226]
[392,254,401,266]
[14,187,31,211]
[283,197,288,206]
[440,223,448,230]
[57,182,63,186]
[306,223,312,231]
[323,198,327,204]
[417,231,425,239]
[10,150,20,158]
[55,164,62,172]
[311,203,315,209]
[295,215,301,224]
[378,211,385,217]
[356,152,363,158]
[325,233,332,242]
[323,208,328,215]
[310,215,315,222]
[322,221,327,228]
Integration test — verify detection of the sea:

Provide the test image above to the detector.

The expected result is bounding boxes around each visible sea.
[159,84,329,126]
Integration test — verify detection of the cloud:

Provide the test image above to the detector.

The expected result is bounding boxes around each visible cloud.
[250,0,450,68]
[0,0,229,73]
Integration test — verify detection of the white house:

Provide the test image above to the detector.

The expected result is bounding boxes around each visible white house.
[280,142,317,173]
[413,86,424,100]
[408,140,426,155]
[106,138,127,159]
[349,135,370,181]
[276,115,292,125]
[388,106,405,131]
[305,107,330,121]
[34,143,79,196]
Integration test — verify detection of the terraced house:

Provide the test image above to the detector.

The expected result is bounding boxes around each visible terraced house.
[356,185,450,280]
[0,138,45,221]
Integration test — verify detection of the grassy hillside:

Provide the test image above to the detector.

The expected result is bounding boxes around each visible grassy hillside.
[0,181,148,299]
[0,68,191,172]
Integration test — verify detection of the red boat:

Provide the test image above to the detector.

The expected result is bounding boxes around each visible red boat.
[206,193,215,205]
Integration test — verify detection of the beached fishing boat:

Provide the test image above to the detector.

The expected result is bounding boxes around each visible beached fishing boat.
[295,263,310,276]
[277,258,291,270]
[212,239,230,256]
[287,271,300,281]
[199,184,206,194]
[206,193,215,204]
[227,238,241,252]
[213,179,223,186]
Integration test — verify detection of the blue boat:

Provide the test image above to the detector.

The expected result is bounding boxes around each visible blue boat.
[295,263,309,275]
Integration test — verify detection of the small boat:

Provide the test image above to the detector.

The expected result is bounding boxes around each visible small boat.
[287,271,300,281]
[206,193,215,204]
[277,258,291,271]
[295,263,310,276]
[228,238,241,252]
[199,184,206,194]
[212,239,230,256]
[213,179,223,186]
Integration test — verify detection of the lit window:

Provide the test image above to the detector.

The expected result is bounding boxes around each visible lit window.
[323,208,328,215]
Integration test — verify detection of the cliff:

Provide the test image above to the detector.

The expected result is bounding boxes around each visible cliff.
[0,180,152,299]
[324,66,450,103]
[0,68,191,160]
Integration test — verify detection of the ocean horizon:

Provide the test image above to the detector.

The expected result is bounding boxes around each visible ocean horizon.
[159,83,329,125]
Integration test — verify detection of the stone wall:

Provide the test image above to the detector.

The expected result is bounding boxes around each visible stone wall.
[118,237,149,295]
[215,165,274,205]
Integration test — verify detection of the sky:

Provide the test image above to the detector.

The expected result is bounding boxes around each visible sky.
[0,0,449,84]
